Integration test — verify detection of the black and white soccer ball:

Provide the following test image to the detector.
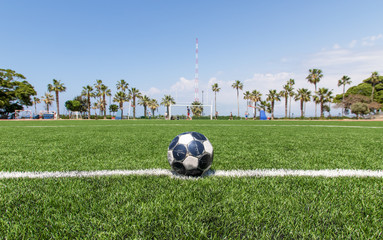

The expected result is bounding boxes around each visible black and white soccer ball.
[167,132,213,176]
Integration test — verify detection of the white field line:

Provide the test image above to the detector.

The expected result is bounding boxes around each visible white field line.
[0,124,382,129]
[1,169,383,179]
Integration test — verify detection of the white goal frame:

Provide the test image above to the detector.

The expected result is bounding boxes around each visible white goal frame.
[15,110,33,119]
[70,111,82,120]
[169,104,213,120]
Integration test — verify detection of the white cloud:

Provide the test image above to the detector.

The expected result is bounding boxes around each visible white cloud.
[333,44,341,49]
[349,40,357,48]
[362,33,382,46]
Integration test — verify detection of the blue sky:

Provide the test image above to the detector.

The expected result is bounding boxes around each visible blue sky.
[2,0,383,117]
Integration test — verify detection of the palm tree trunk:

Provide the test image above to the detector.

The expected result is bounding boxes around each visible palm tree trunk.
[133,96,136,119]
[55,91,59,119]
[120,102,124,119]
[271,101,275,119]
[320,101,324,118]
[314,84,317,118]
[103,94,106,119]
[166,105,169,119]
[87,95,91,119]
[237,89,239,118]
[144,105,147,118]
[300,100,304,118]
[342,85,345,117]
[285,98,288,118]
[289,96,292,118]
[371,86,375,102]
[34,103,37,115]
[253,101,257,119]
[214,92,217,115]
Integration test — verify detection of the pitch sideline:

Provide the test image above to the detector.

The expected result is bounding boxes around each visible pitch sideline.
[1,169,383,179]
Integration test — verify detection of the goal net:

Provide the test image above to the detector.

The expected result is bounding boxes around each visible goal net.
[15,110,33,119]
[70,111,82,120]
[168,104,213,120]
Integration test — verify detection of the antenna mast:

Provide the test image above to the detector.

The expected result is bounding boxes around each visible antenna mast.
[195,38,199,102]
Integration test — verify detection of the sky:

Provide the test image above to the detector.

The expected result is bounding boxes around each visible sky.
[2,0,383,117]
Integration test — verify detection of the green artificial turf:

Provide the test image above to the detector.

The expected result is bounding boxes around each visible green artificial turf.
[0,120,382,171]
[1,120,383,238]
[1,176,382,239]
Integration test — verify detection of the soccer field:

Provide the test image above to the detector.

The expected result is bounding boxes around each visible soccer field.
[1,120,383,238]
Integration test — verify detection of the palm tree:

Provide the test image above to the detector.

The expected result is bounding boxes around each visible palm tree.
[81,85,94,119]
[161,95,176,118]
[94,80,103,115]
[316,88,333,118]
[259,100,271,114]
[99,84,111,119]
[148,98,159,117]
[250,90,262,119]
[306,69,323,117]
[116,79,129,92]
[113,91,129,119]
[139,95,151,118]
[287,79,295,118]
[279,84,291,118]
[266,89,281,119]
[47,79,66,119]
[295,88,311,118]
[41,93,54,112]
[129,88,142,119]
[32,96,40,115]
[212,83,221,116]
[366,72,381,102]
[243,91,251,113]
[231,80,243,118]
[337,75,352,116]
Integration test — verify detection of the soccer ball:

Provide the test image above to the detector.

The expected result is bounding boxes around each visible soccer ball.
[167,132,213,176]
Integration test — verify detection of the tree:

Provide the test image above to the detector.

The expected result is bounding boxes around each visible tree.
[41,93,54,112]
[116,79,129,92]
[33,97,40,115]
[351,102,369,119]
[65,100,81,112]
[129,88,142,119]
[0,69,36,116]
[250,90,262,119]
[279,83,292,118]
[113,91,129,119]
[259,100,271,114]
[96,84,111,119]
[287,79,295,118]
[161,95,175,118]
[266,89,281,119]
[231,80,243,118]
[336,94,381,114]
[139,95,151,118]
[109,104,119,116]
[306,69,323,117]
[366,72,381,102]
[243,90,251,113]
[294,88,311,118]
[316,88,333,118]
[81,85,94,119]
[191,101,203,117]
[212,83,221,116]
[48,79,66,119]
[337,75,352,116]
[148,98,159,117]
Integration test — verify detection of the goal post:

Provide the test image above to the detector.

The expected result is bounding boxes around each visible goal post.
[69,111,82,120]
[15,110,33,119]
[169,104,213,120]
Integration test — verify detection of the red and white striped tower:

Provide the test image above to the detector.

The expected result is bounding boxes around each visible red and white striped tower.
[194,38,199,102]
